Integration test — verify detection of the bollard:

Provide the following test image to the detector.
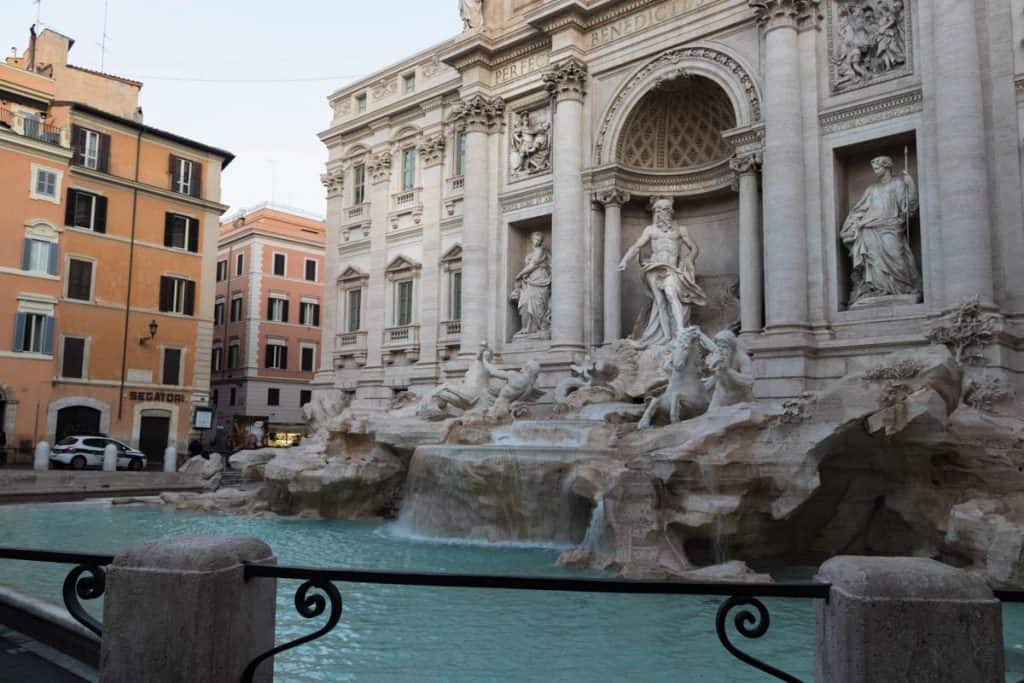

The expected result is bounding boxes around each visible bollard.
[163,446,177,473]
[102,443,118,472]
[33,442,50,471]
[816,556,1004,682]
[100,536,277,682]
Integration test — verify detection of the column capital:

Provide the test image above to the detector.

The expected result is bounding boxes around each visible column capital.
[450,94,506,134]
[417,133,447,167]
[321,166,345,198]
[367,150,392,185]
[594,188,631,208]
[730,151,763,177]
[749,0,820,32]
[543,58,588,103]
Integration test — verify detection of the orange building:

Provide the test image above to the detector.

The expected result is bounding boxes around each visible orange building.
[211,204,325,448]
[0,28,233,463]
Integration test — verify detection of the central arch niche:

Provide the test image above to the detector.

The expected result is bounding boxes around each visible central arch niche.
[612,75,743,338]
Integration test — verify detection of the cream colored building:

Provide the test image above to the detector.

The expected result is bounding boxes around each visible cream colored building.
[315,0,1024,407]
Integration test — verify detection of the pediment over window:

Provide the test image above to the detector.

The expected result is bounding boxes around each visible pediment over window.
[385,254,422,281]
[440,244,462,266]
[338,266,369,285]
[25,219,60,242]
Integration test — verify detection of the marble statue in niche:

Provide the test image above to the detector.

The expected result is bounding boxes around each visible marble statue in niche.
[840,155,921,306]
[831,0,910,92]
[510,110,551,178]
[510,231,552,340]
[460,0,484,31]
[619,197,707,348]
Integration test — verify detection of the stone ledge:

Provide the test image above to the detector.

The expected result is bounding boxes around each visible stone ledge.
[112,536,274,572]
[817,556,996,601]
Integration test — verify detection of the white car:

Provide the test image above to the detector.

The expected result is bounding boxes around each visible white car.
[50,436,148,471]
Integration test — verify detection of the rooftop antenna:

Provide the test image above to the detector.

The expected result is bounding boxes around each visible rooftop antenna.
[33,0,41,27]
[98,0,111,71]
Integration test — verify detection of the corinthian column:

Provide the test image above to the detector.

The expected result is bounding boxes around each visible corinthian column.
[750,0,811,330]
[595,189,630,343]
[543,58,588,352]
[933,0,994,306]
[450,94,505,356]
[730,152,764,334]
[317,164,344,378]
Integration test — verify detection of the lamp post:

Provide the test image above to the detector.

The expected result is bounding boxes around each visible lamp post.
[139,319,158,345]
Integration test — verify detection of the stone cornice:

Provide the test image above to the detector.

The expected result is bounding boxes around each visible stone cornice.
[729,150,762,176]
[417,134,447,167]
[818,88,923,134]
[70,166,230,214]
[450,94,507,133]
[543,58,588,102]
[594,189,631,207]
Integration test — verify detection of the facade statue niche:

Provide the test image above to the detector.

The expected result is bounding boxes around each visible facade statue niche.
[460,0,484,31]
[510,231,552,340]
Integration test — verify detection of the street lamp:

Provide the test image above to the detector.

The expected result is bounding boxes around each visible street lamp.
[139,319,159,345]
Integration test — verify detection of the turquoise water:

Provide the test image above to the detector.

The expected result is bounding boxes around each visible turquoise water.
[0,501,1020,682]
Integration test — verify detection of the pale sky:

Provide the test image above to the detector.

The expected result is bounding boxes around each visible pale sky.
[2,0,461,216]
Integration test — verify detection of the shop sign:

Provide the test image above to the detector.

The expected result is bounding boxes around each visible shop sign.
[128,391,187,403]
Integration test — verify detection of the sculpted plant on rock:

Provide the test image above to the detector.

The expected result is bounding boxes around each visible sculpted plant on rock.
[927,296,997,365]
[963,375,1009,414]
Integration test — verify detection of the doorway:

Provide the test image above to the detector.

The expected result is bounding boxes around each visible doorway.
[56,406,102,442]
[138,413,171,461]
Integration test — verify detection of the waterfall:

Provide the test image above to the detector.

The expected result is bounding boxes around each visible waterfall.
[582,498,606,555]
[698,460,728,565]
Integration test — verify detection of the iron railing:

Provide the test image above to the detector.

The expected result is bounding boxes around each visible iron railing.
[0,107,65,146]
[2,544,1024,683]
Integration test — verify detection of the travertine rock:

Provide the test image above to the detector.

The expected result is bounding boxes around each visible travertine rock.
[228,449,276,481]
[177,453,225,489]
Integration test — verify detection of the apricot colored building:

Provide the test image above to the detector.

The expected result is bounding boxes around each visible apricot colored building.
[0,28,232,462]
[211,204,325,447]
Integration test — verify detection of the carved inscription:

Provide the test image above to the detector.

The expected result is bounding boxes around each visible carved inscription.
[493,53,550,85]
[589,0,722,49]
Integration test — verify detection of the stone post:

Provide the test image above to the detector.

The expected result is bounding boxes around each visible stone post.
[544,58,588,353]
[731,152,764,335]
[816,556,1004,682]
[32,441,49,471]
[163,446,177,473]
[595,189,630,343]
[751,0,811,330]
[102,443,117,472]
[933,0,994,306]
[100,536,277,683]
[451,95,504,356]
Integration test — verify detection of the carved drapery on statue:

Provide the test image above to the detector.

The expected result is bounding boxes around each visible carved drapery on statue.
[511,232,552,340]
[510,109,551,179]
[840,155,921,305]
[619,197,707,348]
[460,0,484,31]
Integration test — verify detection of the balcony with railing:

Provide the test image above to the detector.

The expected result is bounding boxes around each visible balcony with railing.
[438,319,462,345]
[0,107,65,147]
[334,331,368,367]
[346,203,369,221]
[447,176,465,195]
[383,324,420,348]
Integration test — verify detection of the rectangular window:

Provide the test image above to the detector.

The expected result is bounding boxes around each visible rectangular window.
[164,213,199,252]
[66,259,93,300]
[300,390,312,406]
[34,168,58,199]
[216,260,228,281]
[301,346,315,372]
[235,253,244,276]
[61,337,85,378]
[268,388,280,406]
[214,301,225,325]
[228,343,240,369]
[451,271,462,321]
[15,313,53,355]
[22,239,57,275]
[304,259,317,282]
[300,302,320,327]
[353,164,366,205]
[162,348,182,386]
[268,297,289,323]
[212,346,223,372]
[273,253,286,277]
[403,73,416,94]
[212,389,218,406]
[159,276,195,316]
[230,296,243,322]
[71,126,109,172]
[265,343,287,370]
[355,93,367,113]
[396,280,413,327]
[65,189,107,233]
[229,387,236,405]
[347,290,362,332]
[401,148,416,191]
[169,155,201,197]
[455,131,467,177]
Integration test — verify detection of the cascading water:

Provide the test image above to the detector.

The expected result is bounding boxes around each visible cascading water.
[581,498,607,555]
[698,460,729,565]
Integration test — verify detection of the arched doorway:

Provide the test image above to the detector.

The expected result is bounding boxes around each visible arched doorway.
[56,406,102,442]
[613,75,742,339]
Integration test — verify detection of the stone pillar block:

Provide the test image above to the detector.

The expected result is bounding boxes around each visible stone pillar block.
[102,444,117,472]
[163,446,178,473]
[816,556,1004,682]
[100,536,277,683]
[33,442,49,471]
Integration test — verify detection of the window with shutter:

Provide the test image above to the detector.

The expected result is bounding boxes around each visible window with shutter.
[159,276,194,315]
[17,313,48,354]
[82,129,101,170]
[347,290,361,332]
[304,259,317,281]
[235,253,244,275]
[67,259,93,301]
[228,344,240,369]
[212,347,223,371]
[216,260,227,281]
[402,148,416,191]
[230,297,243,322]
[71,125,85,166]
[301,346,315,372]
[397,280,413,326]
[214,302,224,325]
[22,239,51,274]
[61,337,86,378]
[267,388,280,406]
[353,164,366,204]
[451,271,462,320]
[300,390,312,406]
[273,253,286,276]
[162,348,182,386]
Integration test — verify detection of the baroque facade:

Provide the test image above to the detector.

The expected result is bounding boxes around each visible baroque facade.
[316,0,1024,406]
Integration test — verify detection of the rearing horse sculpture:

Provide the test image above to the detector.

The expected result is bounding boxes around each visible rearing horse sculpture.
[638,326,715,430]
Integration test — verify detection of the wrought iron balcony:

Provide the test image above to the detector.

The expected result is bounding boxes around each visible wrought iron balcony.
[0,107,65,146]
